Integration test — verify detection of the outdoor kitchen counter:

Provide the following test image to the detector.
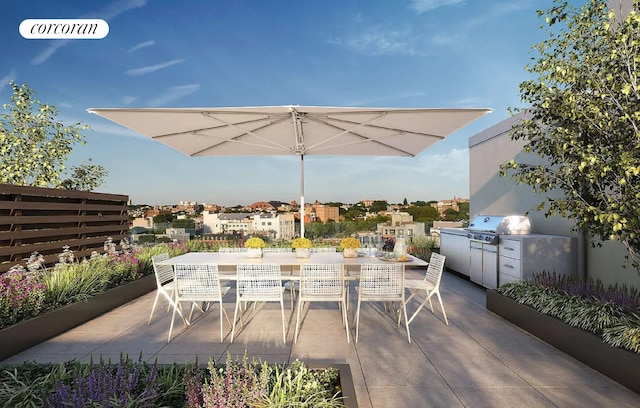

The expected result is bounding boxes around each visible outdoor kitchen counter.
[440,228,470,277]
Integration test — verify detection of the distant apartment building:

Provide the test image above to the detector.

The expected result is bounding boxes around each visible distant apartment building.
[376,212,426,241]
[313,204,339,222]
[202,211,295,240]
[431,197,469,217]
[131,216,154,229]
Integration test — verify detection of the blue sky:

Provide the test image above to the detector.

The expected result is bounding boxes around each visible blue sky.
[2,0,569,206]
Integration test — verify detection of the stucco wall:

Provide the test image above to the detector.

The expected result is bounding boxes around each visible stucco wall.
[469,112,640,288]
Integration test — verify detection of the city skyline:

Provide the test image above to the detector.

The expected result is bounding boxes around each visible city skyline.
[3,1,558,205]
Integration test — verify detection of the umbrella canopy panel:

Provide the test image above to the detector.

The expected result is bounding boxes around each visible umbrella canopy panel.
[88,105,493,236]
[88,106,492,158]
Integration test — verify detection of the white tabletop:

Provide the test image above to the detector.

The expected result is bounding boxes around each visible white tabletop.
[159,251,428,268]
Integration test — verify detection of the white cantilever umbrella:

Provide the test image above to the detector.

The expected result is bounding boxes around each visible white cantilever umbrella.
[88,105,492,236]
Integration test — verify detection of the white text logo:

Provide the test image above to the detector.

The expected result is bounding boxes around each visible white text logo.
[20,19,109,39]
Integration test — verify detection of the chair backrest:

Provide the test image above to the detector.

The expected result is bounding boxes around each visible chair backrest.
[151,253,173,286]
[236,264,283,297]
[425,253,446,287]
[218,247,247,252]
[300,264,344,297]
[359,263,404,298]
[262,247,292,253]
[174,263,224,297]
[310,247,337,253]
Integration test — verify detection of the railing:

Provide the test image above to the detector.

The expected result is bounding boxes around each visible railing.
[0,183,129,273]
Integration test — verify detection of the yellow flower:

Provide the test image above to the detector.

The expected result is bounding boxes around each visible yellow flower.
[291,237,313,248]
[244,237,266,248]
[339,237,361,249]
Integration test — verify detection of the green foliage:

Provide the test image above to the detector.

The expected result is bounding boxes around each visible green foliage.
[171,218,195,229]
[405,204,439,222]
[500,1,640,272]
[0,358,191,407]
[59,159,108,191]
[0,81,106,189]
[152,213,174,224]
[368,200,388,213]
[498,279,640,353]
[43,259,112,309]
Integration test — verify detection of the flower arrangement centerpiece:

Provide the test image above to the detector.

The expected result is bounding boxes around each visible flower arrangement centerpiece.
[339,237,361,258]
[291,237,313,258]
[244,237,266,258]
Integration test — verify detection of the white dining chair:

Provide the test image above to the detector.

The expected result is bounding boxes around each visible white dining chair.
[218,247,247,252]
[295,263,349,343]
[354,263,411,343]
[149,253,180,325]
[405,252,449,325]
[231,263,287,343]
[168,263,231,343]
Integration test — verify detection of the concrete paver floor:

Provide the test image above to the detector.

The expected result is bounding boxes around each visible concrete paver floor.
[3,270,640,407]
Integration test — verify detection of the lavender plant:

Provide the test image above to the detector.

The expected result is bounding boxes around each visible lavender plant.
[45,357,161,408]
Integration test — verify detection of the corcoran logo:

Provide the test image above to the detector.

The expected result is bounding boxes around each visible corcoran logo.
[19,19,109,39]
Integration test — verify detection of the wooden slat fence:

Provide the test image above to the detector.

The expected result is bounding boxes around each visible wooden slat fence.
[0,183,130,273]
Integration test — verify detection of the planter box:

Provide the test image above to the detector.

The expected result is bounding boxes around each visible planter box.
[310,363,358,408]
[487,289,640,394]
[0,274,155,361]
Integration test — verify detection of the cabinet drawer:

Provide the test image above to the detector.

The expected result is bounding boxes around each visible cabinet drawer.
[499,239,521,259]
[499,272,520,287]
[499,255,521,278]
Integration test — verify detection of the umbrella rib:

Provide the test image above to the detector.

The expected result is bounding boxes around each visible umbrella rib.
[182,112,294,156]
[303,114,438,156]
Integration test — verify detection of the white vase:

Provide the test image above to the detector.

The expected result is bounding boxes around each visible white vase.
[295,248,310,258]
[343,248,358,258]
[247,248,263,258]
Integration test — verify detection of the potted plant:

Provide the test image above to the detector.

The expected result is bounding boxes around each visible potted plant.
[292,237,313,258]
[244,237,266,258]
[339,237,361,258]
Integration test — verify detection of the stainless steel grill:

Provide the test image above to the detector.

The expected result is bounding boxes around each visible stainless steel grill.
[467,214,531,289]
[466,215,531,245]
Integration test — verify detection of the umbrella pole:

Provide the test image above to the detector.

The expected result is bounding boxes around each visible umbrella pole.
[300,154,305,237]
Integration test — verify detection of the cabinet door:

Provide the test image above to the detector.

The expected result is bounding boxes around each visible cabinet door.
[482,245,498,289]
[469,242,483,285]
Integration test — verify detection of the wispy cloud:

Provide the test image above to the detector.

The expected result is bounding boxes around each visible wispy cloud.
[0,70,17,92]
[121,96,137,105]
[128,40,155,53]
[126,59,184,76]
[329,23,420,56]
[148,84,200,107]
[409,0,466,14]
[32,0,147,65]
[89,119,151,139]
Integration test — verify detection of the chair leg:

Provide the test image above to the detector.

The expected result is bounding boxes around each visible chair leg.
[168,300,182,343]
[342,297,350,343]
[355,299,362,343]
[407,293,433,325]
[436,292,449,325]
[231,301,241,343]
[402,299,411,344]
[294,299,304,343]
[148,290,161,325]
[280,299,287,343]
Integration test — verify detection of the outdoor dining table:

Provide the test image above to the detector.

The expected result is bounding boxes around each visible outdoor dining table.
[158,251,428,281]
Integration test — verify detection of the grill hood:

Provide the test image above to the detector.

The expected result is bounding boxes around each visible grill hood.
[468,215,531,235]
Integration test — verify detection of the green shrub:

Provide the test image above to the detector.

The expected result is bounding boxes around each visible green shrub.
[498,278,640,353]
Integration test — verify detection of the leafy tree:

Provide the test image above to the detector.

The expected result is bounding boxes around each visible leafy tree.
[60,159,108,191]
[405,205,439,223]
[0,81,107,190]
[500,0,640,272]
[171,218,195,229]
[403,198,408,206]
[369,200,389,213]
[153,213,174,224]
